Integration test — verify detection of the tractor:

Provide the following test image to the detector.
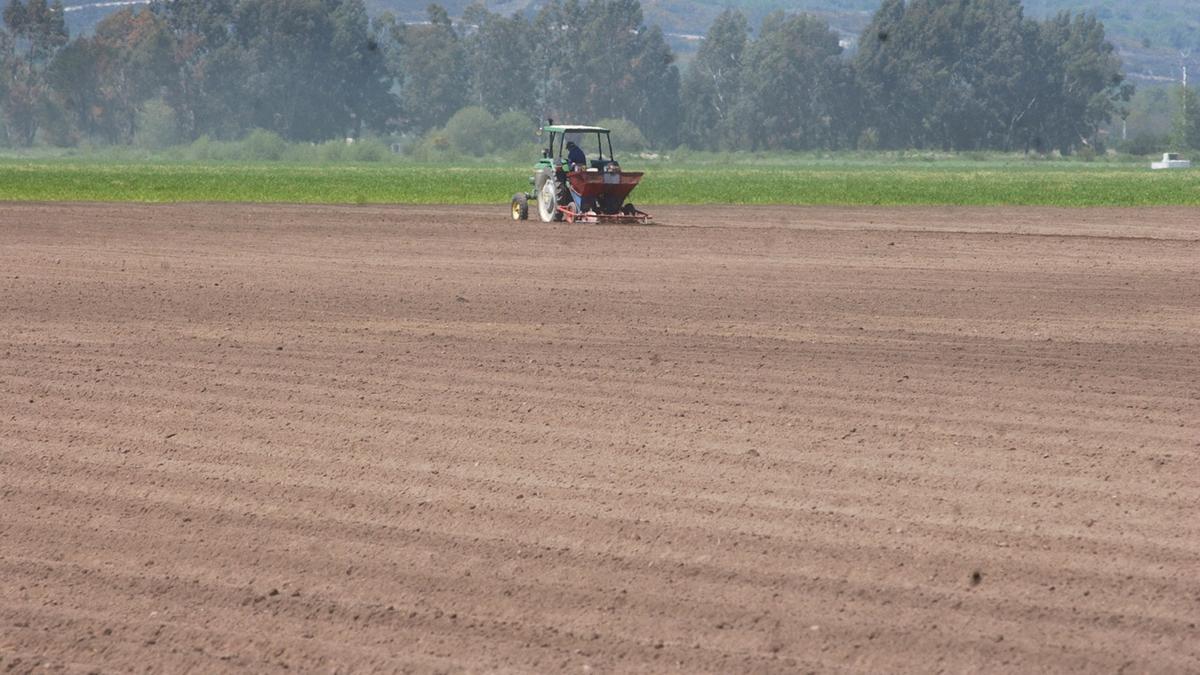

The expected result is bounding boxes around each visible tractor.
[510,123,651,224]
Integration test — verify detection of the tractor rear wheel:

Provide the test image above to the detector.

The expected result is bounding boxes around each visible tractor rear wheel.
[538,178,562,222]
[511,193,529,220]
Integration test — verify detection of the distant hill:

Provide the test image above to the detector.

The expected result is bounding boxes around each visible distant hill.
[57,0,1196,83]
[60,0,152,36]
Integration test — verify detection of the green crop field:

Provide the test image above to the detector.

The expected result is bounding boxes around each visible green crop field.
[0,159,1197,207]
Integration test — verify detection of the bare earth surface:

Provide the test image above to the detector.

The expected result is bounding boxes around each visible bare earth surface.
[2,203,1198,673]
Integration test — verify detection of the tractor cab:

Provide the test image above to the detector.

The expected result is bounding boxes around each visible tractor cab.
[513,122,650,224]
[540,125,618,172]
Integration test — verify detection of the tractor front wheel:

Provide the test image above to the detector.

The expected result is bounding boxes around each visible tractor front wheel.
[511,193,529,220]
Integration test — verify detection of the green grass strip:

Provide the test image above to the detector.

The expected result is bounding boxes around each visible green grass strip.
[1,160,1198,206]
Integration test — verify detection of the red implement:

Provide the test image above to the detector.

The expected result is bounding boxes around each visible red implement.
[556,204,652,224]
[566,170,644,202]
[558,169,652,224]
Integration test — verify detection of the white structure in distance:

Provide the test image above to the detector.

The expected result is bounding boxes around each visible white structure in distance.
[1151,153,1192,170]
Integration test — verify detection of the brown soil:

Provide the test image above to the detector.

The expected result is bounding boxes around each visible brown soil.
[2,203,1198,673]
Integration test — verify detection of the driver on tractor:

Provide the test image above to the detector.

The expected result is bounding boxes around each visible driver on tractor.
[566,140,586,169]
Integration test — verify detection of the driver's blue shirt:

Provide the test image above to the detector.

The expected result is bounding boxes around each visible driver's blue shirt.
[567,145,586,166]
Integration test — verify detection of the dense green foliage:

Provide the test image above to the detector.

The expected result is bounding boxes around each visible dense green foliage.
[831,0,1126,154]
[678,0,1136,154]
[6,0,682,146]
[55,1,1200,94]
[1,157,1197,206]
[2,0,69,146]
[58,1,1200,55]
[3,0,1146,156]
[1171,86,1200,151]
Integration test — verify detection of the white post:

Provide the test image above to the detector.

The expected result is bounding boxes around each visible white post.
[1182,53,1190,150]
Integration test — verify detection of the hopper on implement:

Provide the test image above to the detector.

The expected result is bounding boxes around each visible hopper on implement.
[510,122,651,224]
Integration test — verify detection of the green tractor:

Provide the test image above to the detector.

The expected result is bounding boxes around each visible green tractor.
[511,123,651,224]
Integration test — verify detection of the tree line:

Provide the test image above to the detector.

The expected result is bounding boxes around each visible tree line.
[0,0,1140,154]
[685,0,1132,154]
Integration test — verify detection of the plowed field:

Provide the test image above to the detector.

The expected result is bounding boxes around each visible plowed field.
[2,204,1198,673]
